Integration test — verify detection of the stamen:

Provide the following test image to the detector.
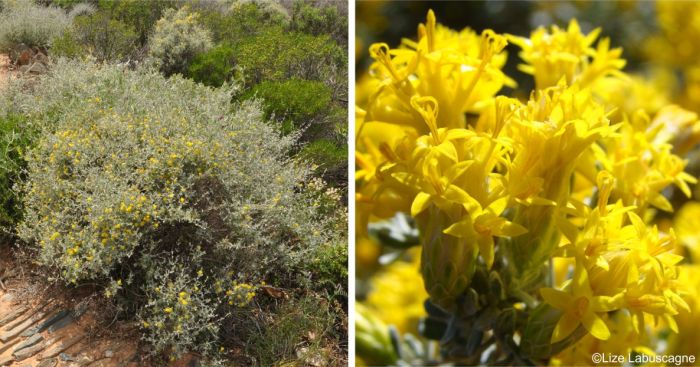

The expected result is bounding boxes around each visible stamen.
[411,96,441,143]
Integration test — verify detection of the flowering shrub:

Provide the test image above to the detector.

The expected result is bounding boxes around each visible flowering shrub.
[0,2,70,61]
[356,11,699,366]
[148,6,213,76]
[8,59,345,359]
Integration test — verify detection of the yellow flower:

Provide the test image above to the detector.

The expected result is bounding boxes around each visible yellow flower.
[540,268,623,342]
[444,196,527,268]
[164,307,173,313]
[508,19,625,90]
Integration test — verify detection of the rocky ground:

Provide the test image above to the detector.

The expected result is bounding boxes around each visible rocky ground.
[0,247,142,367]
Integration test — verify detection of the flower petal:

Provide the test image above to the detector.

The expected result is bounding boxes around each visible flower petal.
[540,288,572,310]
[496,221,528,237]
[582,311,610,340]
[411,192,432,217]
[551,312,579,343]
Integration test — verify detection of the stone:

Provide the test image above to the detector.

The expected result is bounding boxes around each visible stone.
[104,350,113,358]
[14,333,44,352]
[14,340,47,361]
[1,309,48,342]
[0,305,28,326]
[0,336,21,354]
[37,358,58,367]
[5,301,50,330]
[1,316,34,343]
[74,355,92,366]
[0,293,14,302]
[48,314,74,333]
[0,355,15,366]
[38,334,84,360]
[21,325,39,337]
[37,310,70,333]
[17,48,33,66]
[59,352,73,361]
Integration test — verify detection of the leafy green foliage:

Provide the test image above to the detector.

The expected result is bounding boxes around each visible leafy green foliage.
[186,45,236,87]
[197,1,288,43]
[71,11,139,61]
[306,239,348,295]
[96,0,176,46]
[233,27,345,86]
[243,79,331,131]
[300,139,346,171]
[0,114,36,228]
[289,0,347,46]
[48,30,84,59]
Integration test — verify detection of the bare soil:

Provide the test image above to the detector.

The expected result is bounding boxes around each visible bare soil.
[0,54,12,90]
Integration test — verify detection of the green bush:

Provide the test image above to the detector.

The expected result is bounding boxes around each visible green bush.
[300,139,346,170]
[148,6,213,76]
[71,11,140,61]
[50,29,85,59]
[197,1,288,43]
[306,238,348,295]
[96,0,176,46]
[10,59,345,359]
[187,45,236,87]
[289,0,347,46]
[233,27,345,86]
[0,2,70,60]
[243,79,332,133]
[0,114,37,228]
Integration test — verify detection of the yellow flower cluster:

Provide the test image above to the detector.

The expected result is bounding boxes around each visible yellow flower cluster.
[221,281,257,307]
[357,10,700,363]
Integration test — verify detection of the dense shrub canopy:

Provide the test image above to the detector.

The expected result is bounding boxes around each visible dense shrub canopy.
[233,27,345,86]
[5,59,345,358]
[243,78,332,132]
[148,6,213,76]
[0,2,70,57]
[187,45,236,87]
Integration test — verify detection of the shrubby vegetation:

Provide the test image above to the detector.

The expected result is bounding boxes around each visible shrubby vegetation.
[243,79,332,134]
[1,59,346,363]
[0,0,348,190]
[0,114,36,228]
[0,0,347,364]
[148,6,213,76]
[187,45,236,87]
[0,1,70,61]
